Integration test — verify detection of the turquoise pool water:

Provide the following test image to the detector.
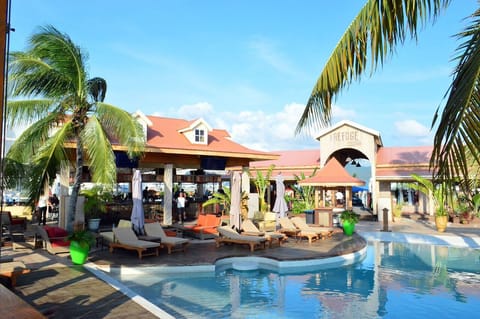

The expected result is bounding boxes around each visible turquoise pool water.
[105,241,480,318]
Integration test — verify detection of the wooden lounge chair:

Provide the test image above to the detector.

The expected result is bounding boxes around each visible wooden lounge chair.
[278,217,318,244]
[109,227,160,259]
[215,226,267,252]
[99,219,132,244]
[144,222,190,254]
[35,225,70,255]
[0,261,30,287]
[180,214,221,239]
[291,216,335,239]
[257,212,277,232]
[241,219,286,247]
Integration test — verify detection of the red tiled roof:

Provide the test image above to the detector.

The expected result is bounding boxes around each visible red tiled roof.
[250,149,320,168]
[145,115,276,158]
[376,146,432,165]
[376,168,432,179]
[299,158,365,186]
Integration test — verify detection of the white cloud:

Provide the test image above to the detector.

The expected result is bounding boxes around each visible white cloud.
[332,104,356,121]
[394,120,430,137]
[177,102,214,119]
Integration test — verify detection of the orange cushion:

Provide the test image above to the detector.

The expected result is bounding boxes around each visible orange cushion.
[205,214,219,226]
[197,214,207,226]
[164,230,177,237]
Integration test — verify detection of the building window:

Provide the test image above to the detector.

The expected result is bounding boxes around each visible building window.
[195,129,205,143]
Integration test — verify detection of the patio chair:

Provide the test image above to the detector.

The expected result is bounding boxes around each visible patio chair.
[291,216,335,240]
[1,211,27,242]
[278,217,318,244]
[215,226,267,252]
[109,227,160,259]
[35,225,71,255]
[144,222,190,254]
[241,219,286,247]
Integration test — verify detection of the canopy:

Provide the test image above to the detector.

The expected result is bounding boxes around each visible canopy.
[299,158,365,187]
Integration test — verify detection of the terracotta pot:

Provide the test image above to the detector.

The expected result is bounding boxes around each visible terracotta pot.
[435,215,448,232]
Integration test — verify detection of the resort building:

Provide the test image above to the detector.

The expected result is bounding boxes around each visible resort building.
[251,120,434,222]
[56,115,434,228]
[57,111,278,229]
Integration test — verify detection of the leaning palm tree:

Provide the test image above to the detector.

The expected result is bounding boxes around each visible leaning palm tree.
[296,0,480,192]
[6,25,144,228]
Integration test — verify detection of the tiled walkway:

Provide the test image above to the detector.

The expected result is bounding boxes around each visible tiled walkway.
[2,217,480,318]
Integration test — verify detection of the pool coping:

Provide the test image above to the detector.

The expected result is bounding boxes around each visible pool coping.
[359,230,480,249]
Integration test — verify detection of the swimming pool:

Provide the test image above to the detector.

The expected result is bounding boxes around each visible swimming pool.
[95,240,480,319]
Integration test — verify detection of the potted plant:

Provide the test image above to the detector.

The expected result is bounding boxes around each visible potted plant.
[393,203,403,222]
[68,229,95,265]
[340,210,359,236]
[409,174,450,232]
[81,185,112,231]
[286,171,317,223]
[202,187,249,222]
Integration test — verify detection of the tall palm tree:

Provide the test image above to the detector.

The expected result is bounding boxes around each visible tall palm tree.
[6,25,145,228]
[296,0,480,191]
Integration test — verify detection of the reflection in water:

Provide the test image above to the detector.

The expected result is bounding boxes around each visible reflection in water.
[109,242,480,319]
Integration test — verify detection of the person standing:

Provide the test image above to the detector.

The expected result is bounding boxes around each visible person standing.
[37,194,48,225]
[177,192,186,223]
[143,187,149,203]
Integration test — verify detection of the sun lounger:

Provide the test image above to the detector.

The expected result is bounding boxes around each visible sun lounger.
[180,214,221,239]
[291,216,335,239]
[0,261,30,287]
[109,227,160,259]
[99,219,132,244]
[241,219,286,247]
[216,226,267,252]
[278,217,318,244]
[144,222,190,254]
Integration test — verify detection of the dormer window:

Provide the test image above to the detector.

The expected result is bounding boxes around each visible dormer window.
[195,129,205,143]
[178,118,211,145]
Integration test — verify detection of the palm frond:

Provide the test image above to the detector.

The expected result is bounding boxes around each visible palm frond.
[81,116,116,184]
[96,102,145,156]
[29,25,88,94]
[87,77,107,102]
[6,99,56,127]
[296,0,450,134]
[431,6,480,189]
[6,112,64,162]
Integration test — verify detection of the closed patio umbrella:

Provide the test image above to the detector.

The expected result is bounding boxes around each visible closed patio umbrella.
[273,173,289,225]
[230,171,242,230]
[131,169,145,235]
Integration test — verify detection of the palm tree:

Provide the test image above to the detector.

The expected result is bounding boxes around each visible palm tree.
[296,0,480,191]
[248,164,275,212]
[6,25,144,228]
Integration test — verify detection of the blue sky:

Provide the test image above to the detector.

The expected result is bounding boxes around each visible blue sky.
[8,1,478,151]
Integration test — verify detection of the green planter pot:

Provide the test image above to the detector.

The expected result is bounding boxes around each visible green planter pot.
[342,220,356,236]
[70,240,90,265]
